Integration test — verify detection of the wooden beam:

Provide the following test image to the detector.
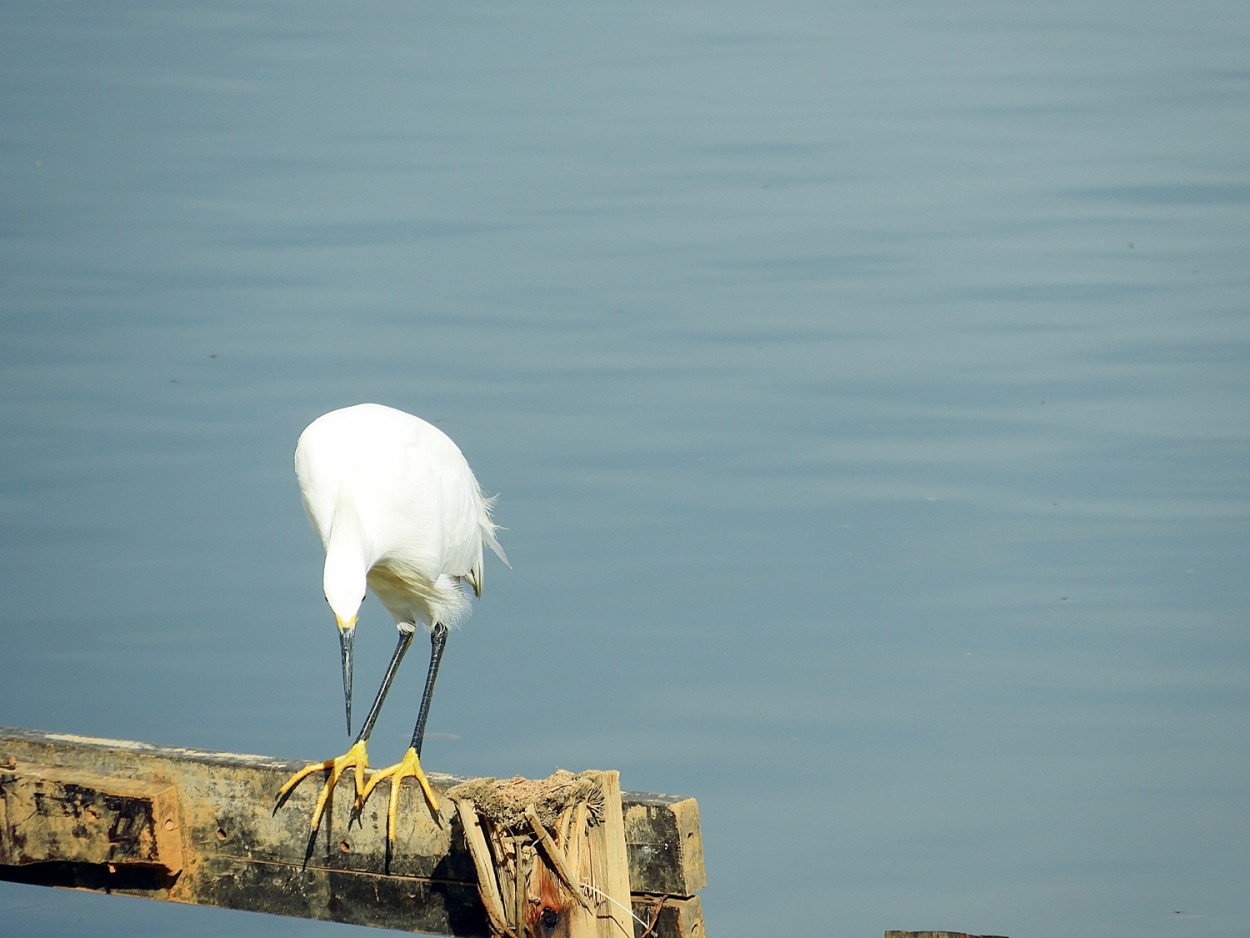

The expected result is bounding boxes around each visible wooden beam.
[0,726,705,936]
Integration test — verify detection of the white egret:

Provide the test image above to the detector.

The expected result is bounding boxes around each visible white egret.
[277,403,508,844]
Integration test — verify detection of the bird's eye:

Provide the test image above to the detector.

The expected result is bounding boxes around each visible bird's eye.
[540,908,559,929]
[323,595,330,605]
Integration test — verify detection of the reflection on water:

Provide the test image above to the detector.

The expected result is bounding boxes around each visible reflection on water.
[3,2,1249,936]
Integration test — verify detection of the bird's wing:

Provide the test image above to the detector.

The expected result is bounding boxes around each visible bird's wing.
[416,432,508,596]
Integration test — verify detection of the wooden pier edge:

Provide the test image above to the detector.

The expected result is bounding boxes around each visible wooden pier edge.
[0,726,706,937]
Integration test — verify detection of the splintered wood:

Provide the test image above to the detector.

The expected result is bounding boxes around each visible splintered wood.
[450,770,634,938]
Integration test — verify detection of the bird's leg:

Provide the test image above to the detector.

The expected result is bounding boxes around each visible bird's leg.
[361,622,447,844]
[412,621,448,759]
[277,625,415,833]
[354,623,417,745]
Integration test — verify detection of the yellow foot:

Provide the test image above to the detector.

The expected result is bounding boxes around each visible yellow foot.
[276,739,370,833]
[360,747,440,846]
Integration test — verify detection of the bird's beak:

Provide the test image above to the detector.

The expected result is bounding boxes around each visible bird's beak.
[337,615,357,736]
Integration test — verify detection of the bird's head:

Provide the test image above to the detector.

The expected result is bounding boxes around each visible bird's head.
[324,555,366,737]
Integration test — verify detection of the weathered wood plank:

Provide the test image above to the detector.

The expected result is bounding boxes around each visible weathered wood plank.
[0,726,706,937]
[621,792,706,897]
[635,895,704,938]
[0,763,183,871]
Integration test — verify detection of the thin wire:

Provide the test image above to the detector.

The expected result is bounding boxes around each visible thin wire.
[578,881,650,930]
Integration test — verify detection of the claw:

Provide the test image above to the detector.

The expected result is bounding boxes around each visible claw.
[359,746,440,846]
[277,739,371,833]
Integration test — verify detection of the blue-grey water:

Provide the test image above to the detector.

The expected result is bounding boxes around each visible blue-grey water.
[3,3,1249,936]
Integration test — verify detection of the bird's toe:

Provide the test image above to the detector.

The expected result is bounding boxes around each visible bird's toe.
[360,747,440,845]
[277,740,372,833]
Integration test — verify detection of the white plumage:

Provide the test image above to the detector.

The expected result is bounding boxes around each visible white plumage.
[296,402,507,633]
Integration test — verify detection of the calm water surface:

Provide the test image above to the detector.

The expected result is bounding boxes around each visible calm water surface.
[3,3,1249,936]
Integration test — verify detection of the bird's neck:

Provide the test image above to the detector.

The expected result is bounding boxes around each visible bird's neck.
[323,501,371,603]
